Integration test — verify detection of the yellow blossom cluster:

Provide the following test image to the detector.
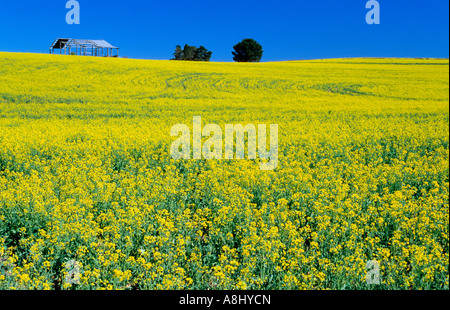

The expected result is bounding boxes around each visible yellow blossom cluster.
[0,52,448,290]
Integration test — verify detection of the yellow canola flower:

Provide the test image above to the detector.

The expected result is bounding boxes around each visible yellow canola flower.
[0,52,448,290]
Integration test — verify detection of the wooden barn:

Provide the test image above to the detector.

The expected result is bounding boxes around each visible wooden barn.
[49,38,119,57]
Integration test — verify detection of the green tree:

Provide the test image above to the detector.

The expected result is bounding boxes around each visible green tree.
[194,46,213,61]
[172,45,184,60]
[232,38,263,62]
[183,44,197,60]
[171,44,213,61]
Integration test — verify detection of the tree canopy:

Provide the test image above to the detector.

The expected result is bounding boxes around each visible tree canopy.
[172,44,213,61]
[232,39,263,62]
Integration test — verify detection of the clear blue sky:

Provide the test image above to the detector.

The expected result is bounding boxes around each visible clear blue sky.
[0,0,448,61]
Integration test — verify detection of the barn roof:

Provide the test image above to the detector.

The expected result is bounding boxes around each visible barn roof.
[52,38,70,49]
[51,38,118,49]
[89,40,117,48]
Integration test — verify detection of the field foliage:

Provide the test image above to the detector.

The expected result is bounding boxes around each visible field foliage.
[0,53,448,290]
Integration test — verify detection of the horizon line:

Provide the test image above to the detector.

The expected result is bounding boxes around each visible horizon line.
[0,51,449,63]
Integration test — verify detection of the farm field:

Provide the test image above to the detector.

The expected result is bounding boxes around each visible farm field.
[0,52,448,290]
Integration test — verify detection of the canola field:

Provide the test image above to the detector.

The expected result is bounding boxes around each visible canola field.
[0,52,448,290]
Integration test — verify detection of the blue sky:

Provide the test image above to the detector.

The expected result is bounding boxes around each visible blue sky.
[0,0,448,61]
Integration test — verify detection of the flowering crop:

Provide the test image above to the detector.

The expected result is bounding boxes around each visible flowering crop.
[0,52,448,290]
